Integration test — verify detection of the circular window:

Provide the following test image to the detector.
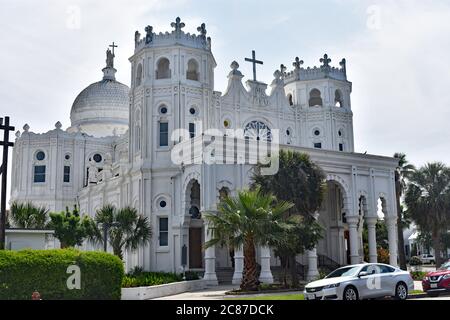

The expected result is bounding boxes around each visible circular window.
[189,107,196,115]
[223,120,230,128]
[160,106,168,114]
[314,130,321,136]
[160,200,167,208]
[36,151,45,161]
[338,130,343,137]
[286,129,291,136]
[65,154,71,160]
[93,154,103,163]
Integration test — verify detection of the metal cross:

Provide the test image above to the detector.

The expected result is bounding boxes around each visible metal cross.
[293,57,304,69]
[245,50,263,82]
[0,116,15,249]
[109,42,118,55]
[320,54,331,68]
[171,17,185,32]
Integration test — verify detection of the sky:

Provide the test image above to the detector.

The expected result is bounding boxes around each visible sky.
[1,0,450,205]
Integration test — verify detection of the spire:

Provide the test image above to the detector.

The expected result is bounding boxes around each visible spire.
[102,42,118,81]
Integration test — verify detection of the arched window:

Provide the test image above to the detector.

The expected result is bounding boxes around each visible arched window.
[136,63,143,86]
[287,93,294,106]
[309,89,323,107]
[219,187,230,202]
[335,89,343,107]
[244,121,272,142]
[186,59,199,81]
[156,58,171,79]
[135,109,141,152]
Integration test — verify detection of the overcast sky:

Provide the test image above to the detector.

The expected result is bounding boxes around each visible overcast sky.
[1,0,450,204]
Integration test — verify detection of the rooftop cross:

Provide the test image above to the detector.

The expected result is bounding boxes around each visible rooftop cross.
[245,50,263,82]
[109,42,118,55]
[197,23,207,38]
[293,57,304,69]
[171,17,185,33]
[320,54,331,68]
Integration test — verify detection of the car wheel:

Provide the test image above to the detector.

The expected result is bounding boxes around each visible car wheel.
[343,286,359,301]
[395,282,408,300]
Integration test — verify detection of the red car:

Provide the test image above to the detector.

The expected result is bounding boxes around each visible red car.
[422,261,450,297]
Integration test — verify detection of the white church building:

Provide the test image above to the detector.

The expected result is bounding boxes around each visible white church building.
[10,17,400,284]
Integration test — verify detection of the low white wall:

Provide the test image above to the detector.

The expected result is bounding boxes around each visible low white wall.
[121,279,207,300]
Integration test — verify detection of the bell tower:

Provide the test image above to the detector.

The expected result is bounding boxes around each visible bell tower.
[128,17,217,166]
[283,54,354,152]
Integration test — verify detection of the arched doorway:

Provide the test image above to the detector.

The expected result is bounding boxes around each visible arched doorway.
[186,180,203,269]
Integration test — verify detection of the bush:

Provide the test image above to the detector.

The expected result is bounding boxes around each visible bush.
[122,272,183,288]
[410,271,427,281]
[377,248,390,264]
[184,271,200,281]
[409,256,423,266]
[0,249,124,300]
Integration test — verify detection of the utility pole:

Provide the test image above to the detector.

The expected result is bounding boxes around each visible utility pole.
[0,116,15,250]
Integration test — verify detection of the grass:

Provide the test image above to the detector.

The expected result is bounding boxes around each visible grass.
[410,290,425,295]
[228,294,305,300]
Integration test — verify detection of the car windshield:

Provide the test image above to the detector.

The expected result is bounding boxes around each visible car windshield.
[438,262,450,271]
[326,266,361,278]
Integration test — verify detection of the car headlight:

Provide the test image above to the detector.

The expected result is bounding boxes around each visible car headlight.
[443,274,450,280]
[324,283,340,289]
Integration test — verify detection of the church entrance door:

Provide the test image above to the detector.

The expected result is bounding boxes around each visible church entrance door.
[189,228,203,269]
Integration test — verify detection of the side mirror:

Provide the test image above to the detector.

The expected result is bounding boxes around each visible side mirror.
[358,271,369,278]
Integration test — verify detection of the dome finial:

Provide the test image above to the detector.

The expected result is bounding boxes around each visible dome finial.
[102,43,117,81]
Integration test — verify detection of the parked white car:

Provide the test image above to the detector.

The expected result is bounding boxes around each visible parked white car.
[419,254,435,264]
[304,263,414,300]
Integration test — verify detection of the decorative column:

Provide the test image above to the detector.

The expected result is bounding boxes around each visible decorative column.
[203,222,218,285]
[232,246,244,285]
[306,248,319,281]
[385,215,399,267]
[259,246,274,284]
[366,216,378,263]
[347,216,361,264]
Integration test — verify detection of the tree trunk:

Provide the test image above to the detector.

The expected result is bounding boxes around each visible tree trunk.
[432,230,443,268]
[241,237,258,291]
[288,255,299,288]
[396,191,407,270]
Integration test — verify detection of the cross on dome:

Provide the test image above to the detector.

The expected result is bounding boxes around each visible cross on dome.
[320,54,331,68]
[245,50,263,82]
[293,57,304,69]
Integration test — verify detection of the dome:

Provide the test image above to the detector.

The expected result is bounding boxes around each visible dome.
[68,49,130,137]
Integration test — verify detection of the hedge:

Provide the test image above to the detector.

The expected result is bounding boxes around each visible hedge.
[0,249,124,300]
[122,271,200,288]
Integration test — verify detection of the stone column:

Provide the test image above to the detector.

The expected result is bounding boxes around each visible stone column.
[386,216,399,267]
[347,216,361,264]
[259,246,274,284]
[306,248,319,281]
[232,246,244,285]
[203,222,218,285]
[366,216,378,263]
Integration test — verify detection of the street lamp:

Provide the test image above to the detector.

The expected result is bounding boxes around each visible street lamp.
[99,222,120,252]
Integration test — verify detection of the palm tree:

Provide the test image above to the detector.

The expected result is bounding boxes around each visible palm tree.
[393,153,415,270]
[204,189,294,291]
[251,150,326,286]
[9,201,49,229]
[405,162,450,267]
[87,205,152,260]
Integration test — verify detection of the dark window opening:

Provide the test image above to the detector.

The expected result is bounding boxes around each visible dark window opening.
[314,143,322,149]
[159,122,169,147]
[34,165,46,183]
[64,166,71,183]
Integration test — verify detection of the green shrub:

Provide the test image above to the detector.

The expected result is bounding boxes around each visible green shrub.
[184,271,200,281]
[410,271,427,281]
[0,249,124,300]
[122,272,184,288]
[409,256,422,266]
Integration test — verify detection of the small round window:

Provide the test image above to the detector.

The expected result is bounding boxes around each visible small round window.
[36,151,45,161]
[338,130,343,137]
[93,154,103,163]
[160,106,168,114]
[286,129,291,136]
[160,200,167,208]
[189,107,197,115]
[314,130,321,136]
[223,120,230,128]
[65,154,71,160]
